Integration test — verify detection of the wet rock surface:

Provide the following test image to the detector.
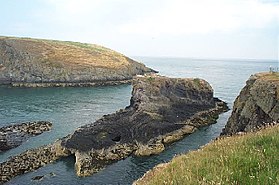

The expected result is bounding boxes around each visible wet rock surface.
[221,72,279,135]
[0,121,52,152]
[0,140,70,184]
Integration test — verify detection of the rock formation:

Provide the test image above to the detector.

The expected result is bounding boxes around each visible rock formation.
[0,140,69,183]
[221,72,279,135]
[0,75,228,183]
[0,121,52,152]
[62,75,228,176]
[0,36,155,87]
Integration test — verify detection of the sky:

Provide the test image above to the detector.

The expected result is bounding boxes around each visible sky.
[0,0,278,59]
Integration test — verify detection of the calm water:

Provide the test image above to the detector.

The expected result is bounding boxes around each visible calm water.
[1,57,277,185]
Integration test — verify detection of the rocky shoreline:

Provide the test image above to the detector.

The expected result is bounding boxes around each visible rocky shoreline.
[0,36,155,87]
[0,121,52,152]
[10,79,133,88]
[0,75,228,184]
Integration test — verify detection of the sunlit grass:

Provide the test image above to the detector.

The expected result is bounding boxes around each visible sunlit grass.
[135,125,279,185]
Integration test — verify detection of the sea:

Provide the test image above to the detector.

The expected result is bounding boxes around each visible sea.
[0,57,277,185]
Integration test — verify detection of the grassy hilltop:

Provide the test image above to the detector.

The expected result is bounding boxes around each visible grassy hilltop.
[0,36,154,86]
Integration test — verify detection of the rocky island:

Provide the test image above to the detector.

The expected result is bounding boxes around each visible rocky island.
[221,72,279,135]
[0,36,154,87]
[0,121,52,152]
[0,75,227,183]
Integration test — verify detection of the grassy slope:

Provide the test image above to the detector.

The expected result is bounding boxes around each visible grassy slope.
[135,125,279,185]
[0,36,131,69]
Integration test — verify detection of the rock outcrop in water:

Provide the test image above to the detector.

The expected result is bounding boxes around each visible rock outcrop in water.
[221,72,279,135]
[0,140,69,183]
[0,121,52,152]
[0,75,228,183]
[0,36,155,87]
[62,75,228,176]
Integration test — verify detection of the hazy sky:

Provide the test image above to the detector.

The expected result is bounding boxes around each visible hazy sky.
[0,0,278,59]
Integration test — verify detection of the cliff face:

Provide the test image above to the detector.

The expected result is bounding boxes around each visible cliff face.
[62,75,228,176]
[0,36,154,86]
[221,72,279,135]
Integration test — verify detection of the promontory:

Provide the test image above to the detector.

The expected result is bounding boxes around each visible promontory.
[0,36,154,87]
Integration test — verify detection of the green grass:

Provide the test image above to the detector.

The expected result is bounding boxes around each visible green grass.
[135,125,279,185]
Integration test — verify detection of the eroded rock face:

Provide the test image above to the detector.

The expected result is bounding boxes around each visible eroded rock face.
[221,72,279,135]
[62,75,228,176]
[0,121,52,152]
[0,36,155,87]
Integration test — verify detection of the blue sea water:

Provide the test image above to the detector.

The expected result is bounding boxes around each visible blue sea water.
[0,57,277,185]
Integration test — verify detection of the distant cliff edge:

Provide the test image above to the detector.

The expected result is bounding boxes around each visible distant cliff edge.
[221,72,279,135]
[0,36,155,87]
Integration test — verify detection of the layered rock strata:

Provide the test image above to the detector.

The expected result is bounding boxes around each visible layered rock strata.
[221,72,279,135]
[0,121,52,152]
[0,75,228,183]
[0,36,155,87]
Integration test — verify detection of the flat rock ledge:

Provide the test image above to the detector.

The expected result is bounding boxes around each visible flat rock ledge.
[11,79,132,88]
[0,75,228,183]
[0,121,52,152]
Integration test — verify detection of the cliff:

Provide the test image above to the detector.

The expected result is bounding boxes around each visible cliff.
[0,75,227,183]
[221,72,279,135]
[0,36,154,87]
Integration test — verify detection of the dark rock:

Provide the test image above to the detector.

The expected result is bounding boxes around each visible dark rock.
[62,75,228,176]
[0,121,52,152]
[31,175,44,181]
[0,140,71,184]
[221,72,279,135]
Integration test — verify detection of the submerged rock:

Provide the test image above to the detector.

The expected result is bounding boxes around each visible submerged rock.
[221,72,279,135]
[0,121,52,152]
[0,36,155,87]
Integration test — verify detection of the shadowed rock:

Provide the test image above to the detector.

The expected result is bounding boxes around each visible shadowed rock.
[221,72,279,135]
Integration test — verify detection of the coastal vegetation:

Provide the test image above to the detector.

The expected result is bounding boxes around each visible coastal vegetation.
[134,124,279,185]
[0,36,154,87]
